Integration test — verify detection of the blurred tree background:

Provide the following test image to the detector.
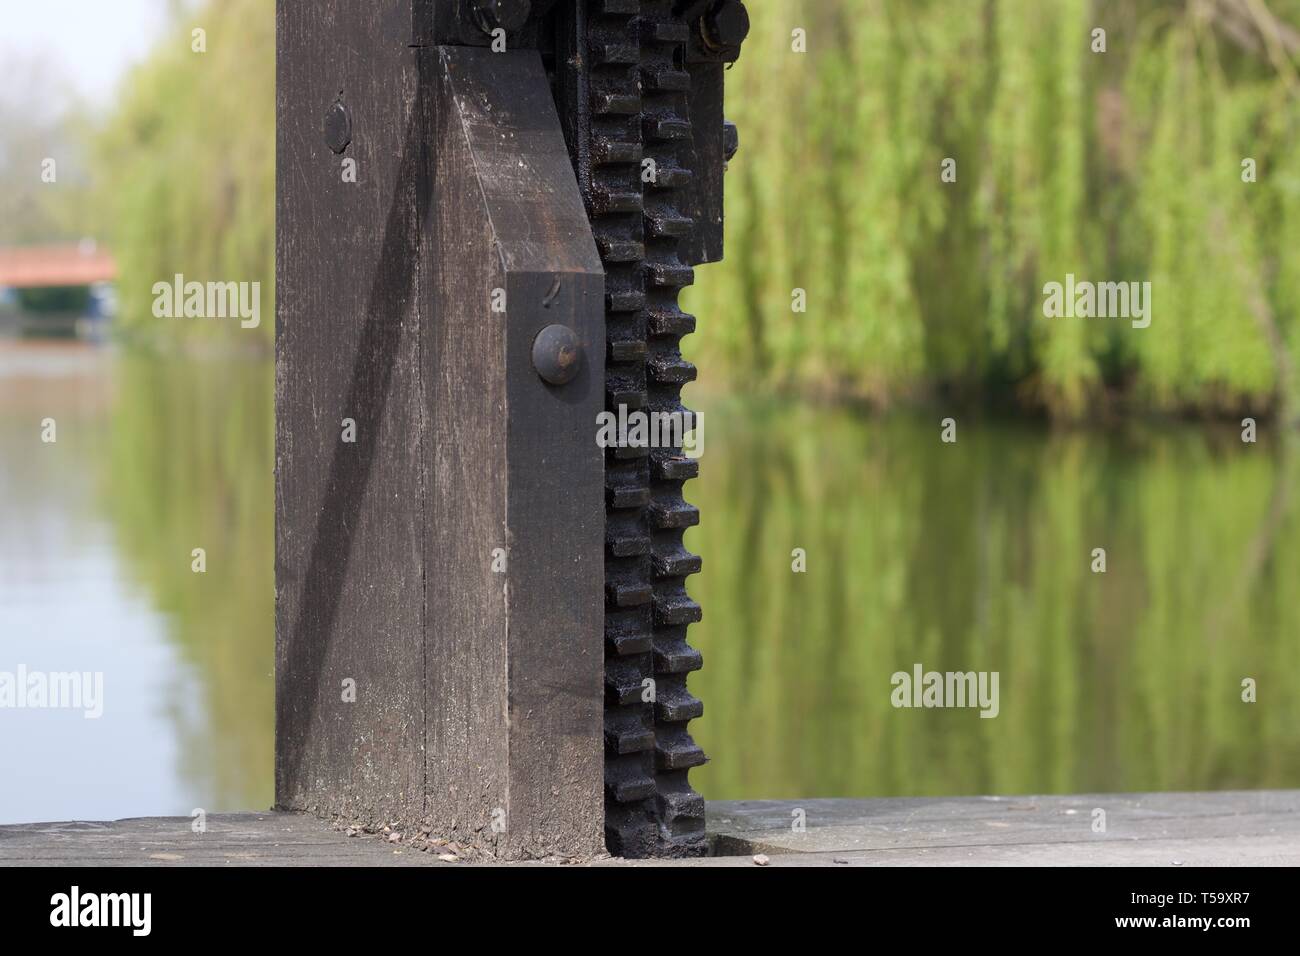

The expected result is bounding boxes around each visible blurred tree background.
[686,0,1300,421]
[64,0,1300,419]
[91,0,274,350]
[0,56,93,243]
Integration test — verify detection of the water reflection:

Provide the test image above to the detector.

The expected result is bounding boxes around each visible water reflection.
[0,344,272,822]
[101,350,275,813]
[686,395,1300,799]
[1,347,1296,821]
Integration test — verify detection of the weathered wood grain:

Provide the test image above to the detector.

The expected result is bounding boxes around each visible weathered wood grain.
[277,7,605,858]
[425,46,605,860]
[275,0,427,824]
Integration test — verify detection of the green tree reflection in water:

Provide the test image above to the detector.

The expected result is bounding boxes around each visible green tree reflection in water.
[98,363,1300,806]
[103,354,274,812]
[685,396,1300,800]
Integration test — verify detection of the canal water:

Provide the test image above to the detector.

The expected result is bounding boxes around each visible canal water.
[2,343,1296,823]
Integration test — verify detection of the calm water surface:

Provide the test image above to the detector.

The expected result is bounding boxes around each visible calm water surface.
[1,343,1296,822]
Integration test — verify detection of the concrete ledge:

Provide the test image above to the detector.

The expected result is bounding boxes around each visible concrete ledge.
[1,791,1297,866]
[706,790,1300,866]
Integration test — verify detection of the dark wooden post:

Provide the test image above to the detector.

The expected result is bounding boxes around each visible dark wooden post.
[276,0,746,859]
[423,45,606,857]
[276,1,605,858]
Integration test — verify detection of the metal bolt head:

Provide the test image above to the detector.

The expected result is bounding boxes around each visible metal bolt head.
[703,1,750,51]
[532,324,582,386]
[323,100,351,154]
[723,120,739,162]
[472,0,532,33]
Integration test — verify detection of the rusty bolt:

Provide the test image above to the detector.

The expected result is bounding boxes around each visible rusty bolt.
[323,100,351,154]
[472,0,532,33]
[532,324,583,386]
[703,1,750,51]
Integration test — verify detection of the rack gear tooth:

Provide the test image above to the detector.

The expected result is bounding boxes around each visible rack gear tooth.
[637,0,710,855]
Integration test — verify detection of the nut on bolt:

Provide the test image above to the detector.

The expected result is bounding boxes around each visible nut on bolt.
[471,0,532,34]
[702,0,750,54]
[323,99,351,154]
[532,324,583,386]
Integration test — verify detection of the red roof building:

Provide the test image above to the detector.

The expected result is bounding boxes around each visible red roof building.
[0,243,117,289]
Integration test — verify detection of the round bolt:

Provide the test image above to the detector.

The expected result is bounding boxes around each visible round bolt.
[532,324,583,386]
[472,0,532,34]
[723,120,739,162]
[323,100,352,154]
[702,1,750,51]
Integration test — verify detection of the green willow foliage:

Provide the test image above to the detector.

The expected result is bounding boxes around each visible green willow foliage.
[95,0,274,349]
[96,0,1300,413]
[684,0,1300,419]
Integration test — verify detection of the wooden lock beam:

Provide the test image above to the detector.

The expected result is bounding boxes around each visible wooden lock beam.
[275,0,605,859]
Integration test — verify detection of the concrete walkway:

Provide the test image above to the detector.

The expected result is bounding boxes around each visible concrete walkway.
[2,790,1296,866]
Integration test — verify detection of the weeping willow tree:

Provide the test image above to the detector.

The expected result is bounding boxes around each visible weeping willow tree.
[686,0,1300,420]
[94,0,274,350]
[93,0,1300,413]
